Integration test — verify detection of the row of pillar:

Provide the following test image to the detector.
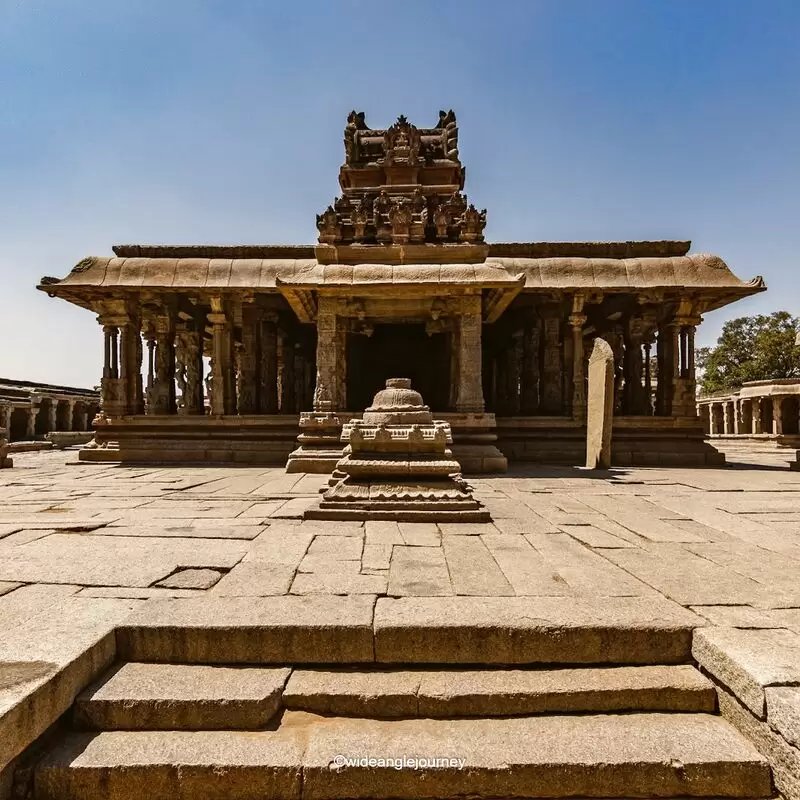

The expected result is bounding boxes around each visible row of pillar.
[98,302,311,419]
[703,395,799,436]
[489,306,699,420]
[0,399,94,441]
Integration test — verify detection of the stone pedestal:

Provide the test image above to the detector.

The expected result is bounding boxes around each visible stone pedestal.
[306,379,489,522]
[285,412,345,474]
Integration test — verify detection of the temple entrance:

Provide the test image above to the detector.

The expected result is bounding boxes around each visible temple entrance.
[347,324,450,412]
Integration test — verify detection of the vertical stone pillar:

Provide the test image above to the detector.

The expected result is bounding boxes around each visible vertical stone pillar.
[237,306,260,415]
[569,305,587,420]
[643,341,653,415]
[98,316,129,419]
[313,297,345,411]
[47,401,57,433]
[208,303,235,415]
[151,314,176,415]
[540,307,563,415]
[520,317,540,415]
[118,313,143,416]
[773,396,784,435]
[722,403,732,435]
[752,400,762,434]
[281,332,297,414]
[26,407,36,439]
[449,326,461,411]
[261,312,279,414]
[455,295,485,413]
[733,400,742,434]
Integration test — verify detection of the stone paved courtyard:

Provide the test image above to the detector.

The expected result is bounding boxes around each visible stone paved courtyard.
[3,449,800,611]
[5,450,800,799]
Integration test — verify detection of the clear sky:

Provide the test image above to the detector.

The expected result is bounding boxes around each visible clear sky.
[1,0,798,389]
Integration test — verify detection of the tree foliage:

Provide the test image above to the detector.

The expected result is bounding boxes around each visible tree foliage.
[697,311,800,394]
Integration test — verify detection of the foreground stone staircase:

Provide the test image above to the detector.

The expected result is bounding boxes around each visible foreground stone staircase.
[32,660,773,799]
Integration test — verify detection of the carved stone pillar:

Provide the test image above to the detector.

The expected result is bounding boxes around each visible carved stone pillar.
[752,400,762,434]
[569,305,587,420]
[520,317,540,415]
[151,314,176,415]
[313,297,345,411]
[98,317,127,419]
[47,401,57,433]
[671,316,700,417]
[260,312,279,414]
[540,307,563,415]
[455,295,484,413]
[208,303,235,415]
[722,403,732,434]
[26,407,36,439]
[176,328,204,415]
[773,397,784,435]
[623,317,647,416]
[281,332,297,414]
[237,306,260,415]
[115,308,143,416]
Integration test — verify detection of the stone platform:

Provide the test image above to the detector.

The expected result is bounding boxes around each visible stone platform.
[3,449,800,798]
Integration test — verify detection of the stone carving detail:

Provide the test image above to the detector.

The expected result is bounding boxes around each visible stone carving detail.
[306,379,489,521]
[315,110,487,246]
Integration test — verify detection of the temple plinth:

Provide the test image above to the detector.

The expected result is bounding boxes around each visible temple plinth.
[305,379,489,521]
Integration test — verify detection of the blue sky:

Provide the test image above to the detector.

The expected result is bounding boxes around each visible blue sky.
[1,0,798,388]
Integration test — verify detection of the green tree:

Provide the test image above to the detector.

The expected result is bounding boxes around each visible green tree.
[697,311,800,394]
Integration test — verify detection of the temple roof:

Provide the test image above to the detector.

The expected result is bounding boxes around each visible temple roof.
[39,252,765,318]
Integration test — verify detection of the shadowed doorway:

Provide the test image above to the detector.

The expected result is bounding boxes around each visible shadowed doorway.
[347,323,450,412]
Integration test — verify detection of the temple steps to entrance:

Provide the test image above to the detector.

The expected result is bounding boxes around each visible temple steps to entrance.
[114,595,700,665]
[72,663,717,730]
[281,664,717,718]
[34,712,772,800]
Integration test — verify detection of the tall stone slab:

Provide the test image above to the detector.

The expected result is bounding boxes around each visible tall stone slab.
[585,338,614,469]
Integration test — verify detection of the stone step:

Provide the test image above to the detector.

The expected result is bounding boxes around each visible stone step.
[282,664,717,717]
[35,712,772,800]
[116,595,701,665]
[73,663,291,731]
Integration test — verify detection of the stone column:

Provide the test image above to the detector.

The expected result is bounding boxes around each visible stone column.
[281,332,297,414]
[540,307,563,415]
[722,402,731,435]
[98,316,129,419]
[260,312,279,414]
[46,400,57,433]
[455,295,485,413]
[733,400,742,434]
[208,304,235,415]
[237,306,260,415]
[313,296,345,411]
[144,326,156,414]
[520,317,540,415]
[751,400,762,434]
[26,406,36,439]
[151,314,176,415]
[569,309,587,420]
[773,396,784,435]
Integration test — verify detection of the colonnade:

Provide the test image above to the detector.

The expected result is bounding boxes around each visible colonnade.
[96,298,315,420]
[700,394,800,436]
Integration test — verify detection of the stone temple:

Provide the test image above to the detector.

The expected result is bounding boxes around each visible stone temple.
[38,110,765,469]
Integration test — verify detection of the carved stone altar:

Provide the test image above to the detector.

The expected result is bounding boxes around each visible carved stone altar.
[305,379,489,521]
